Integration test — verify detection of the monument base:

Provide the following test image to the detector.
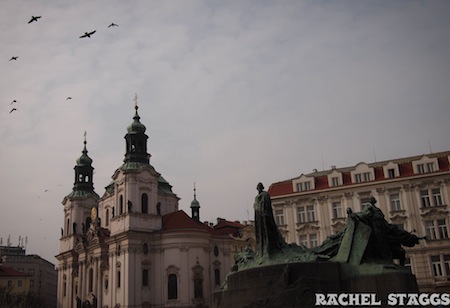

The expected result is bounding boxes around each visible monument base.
[211,262,418,308]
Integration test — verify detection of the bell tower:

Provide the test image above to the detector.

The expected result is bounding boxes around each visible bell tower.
[60,133,99,251]
[123,94,150,165]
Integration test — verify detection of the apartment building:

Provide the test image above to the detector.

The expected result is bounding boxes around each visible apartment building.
[268,151,450,292]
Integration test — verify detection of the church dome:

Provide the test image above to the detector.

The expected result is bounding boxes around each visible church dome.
[76,142,92,166]
[127,106,146,133]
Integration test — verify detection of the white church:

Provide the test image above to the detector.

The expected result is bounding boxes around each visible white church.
[56,102,253,308]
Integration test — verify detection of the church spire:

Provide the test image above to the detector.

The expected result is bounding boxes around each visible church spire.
[72,131,95,193]
[190,183,200,222]
[123,94,150,165]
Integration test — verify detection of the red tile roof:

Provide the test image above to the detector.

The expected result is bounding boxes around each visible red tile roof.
[0,265,30,277]
[269,151,450,197]
[214,219,245,236]
[162,210,221,235]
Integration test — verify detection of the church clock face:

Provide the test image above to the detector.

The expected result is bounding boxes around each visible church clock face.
[91,207,97,220]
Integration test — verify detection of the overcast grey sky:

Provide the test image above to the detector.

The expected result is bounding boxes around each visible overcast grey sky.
[1,0,449,263]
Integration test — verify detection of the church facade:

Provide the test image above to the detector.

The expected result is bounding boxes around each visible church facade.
[56,104,244,308]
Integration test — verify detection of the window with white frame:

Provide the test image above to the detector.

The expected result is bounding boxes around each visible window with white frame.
[404,257,412,273]
[297,205,315,223]
[421,188,443,208]
[387,169,395,179]
[425,220,449,240]
[327,170,343,187]
[420,190,431,208]
[390,193,401,211]
[275,209,285,226]
[307,205,315,222]
[431,254,450,280]
[427,162,435,172]
[431,255,443,277]
[298,234,318,248]
[297,181,312,192]
[417,164,426,174]
[297,207,306,223]
[332,202,343,219]
[331,177,339,187]
[413,156,439,174]
[432,189,443,206]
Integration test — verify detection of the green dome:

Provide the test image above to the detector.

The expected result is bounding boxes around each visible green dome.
[76,143,92,166]
[190,198,200,208]
[127,106,146,133]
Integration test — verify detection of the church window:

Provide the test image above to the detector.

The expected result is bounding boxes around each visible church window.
[117,271,121,288]
[66,219,70,236]
[214,268,221,286]
[213,245,219,257]
[194,276,203,299]
[143,243,149,255]
[119,195,124,214]
[63,275,67,297]
[142,193,148,214]
[104,277,108,290]
[168,274,177,299]
[142,269,149,287]
[89,268,93,292]
[105,209,109,226]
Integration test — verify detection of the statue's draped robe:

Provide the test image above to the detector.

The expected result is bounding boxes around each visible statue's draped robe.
[254,190,286,257]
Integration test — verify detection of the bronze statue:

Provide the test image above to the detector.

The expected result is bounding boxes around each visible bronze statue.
[254,182,286,257]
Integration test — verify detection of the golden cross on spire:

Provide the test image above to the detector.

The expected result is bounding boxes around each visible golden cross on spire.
[134,93,138,109]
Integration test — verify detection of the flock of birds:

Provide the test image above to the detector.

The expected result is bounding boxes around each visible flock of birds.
[8,16,119,114]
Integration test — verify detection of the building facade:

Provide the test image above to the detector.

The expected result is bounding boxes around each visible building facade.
[56,104,252,308]
[0,246,57,307]
[268,151,450,292]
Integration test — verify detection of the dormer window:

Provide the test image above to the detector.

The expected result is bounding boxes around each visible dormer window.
[413,156,438,174]
[297,181,311,192]
[327,169,343,187]
[293,175,315,192]
[351,163,374,184]
[355,172,371,183]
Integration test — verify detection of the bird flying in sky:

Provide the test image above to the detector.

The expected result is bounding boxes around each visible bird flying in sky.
[108,23,119,28]
[9,108,17,114]
[79,30,96,38]
[9,56,18,61]
[28,16,41,23]
[10,100,17,105]
[66,97,72,100]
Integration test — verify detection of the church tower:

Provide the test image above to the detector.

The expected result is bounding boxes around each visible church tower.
[57,134,99,308]
[98,96,179,237]
[191,184,201,223]
[61,133,99,246]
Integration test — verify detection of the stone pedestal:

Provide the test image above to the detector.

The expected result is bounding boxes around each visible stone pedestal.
[211,262,418,308]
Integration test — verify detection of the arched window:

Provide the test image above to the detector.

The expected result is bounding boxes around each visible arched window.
[214,268,221,286]
[89,268,93,292]
[105,209,109,226]
[168,274,177,299]
[119,195,124,214]
[142,269,149,287]
[66,218,70,236]
[142,193,148,214]
[194,276,203,299]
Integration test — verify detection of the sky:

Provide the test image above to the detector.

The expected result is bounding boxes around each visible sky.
[1,0,449,264]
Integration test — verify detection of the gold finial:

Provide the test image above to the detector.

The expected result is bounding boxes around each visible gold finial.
[134,93,138,110]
